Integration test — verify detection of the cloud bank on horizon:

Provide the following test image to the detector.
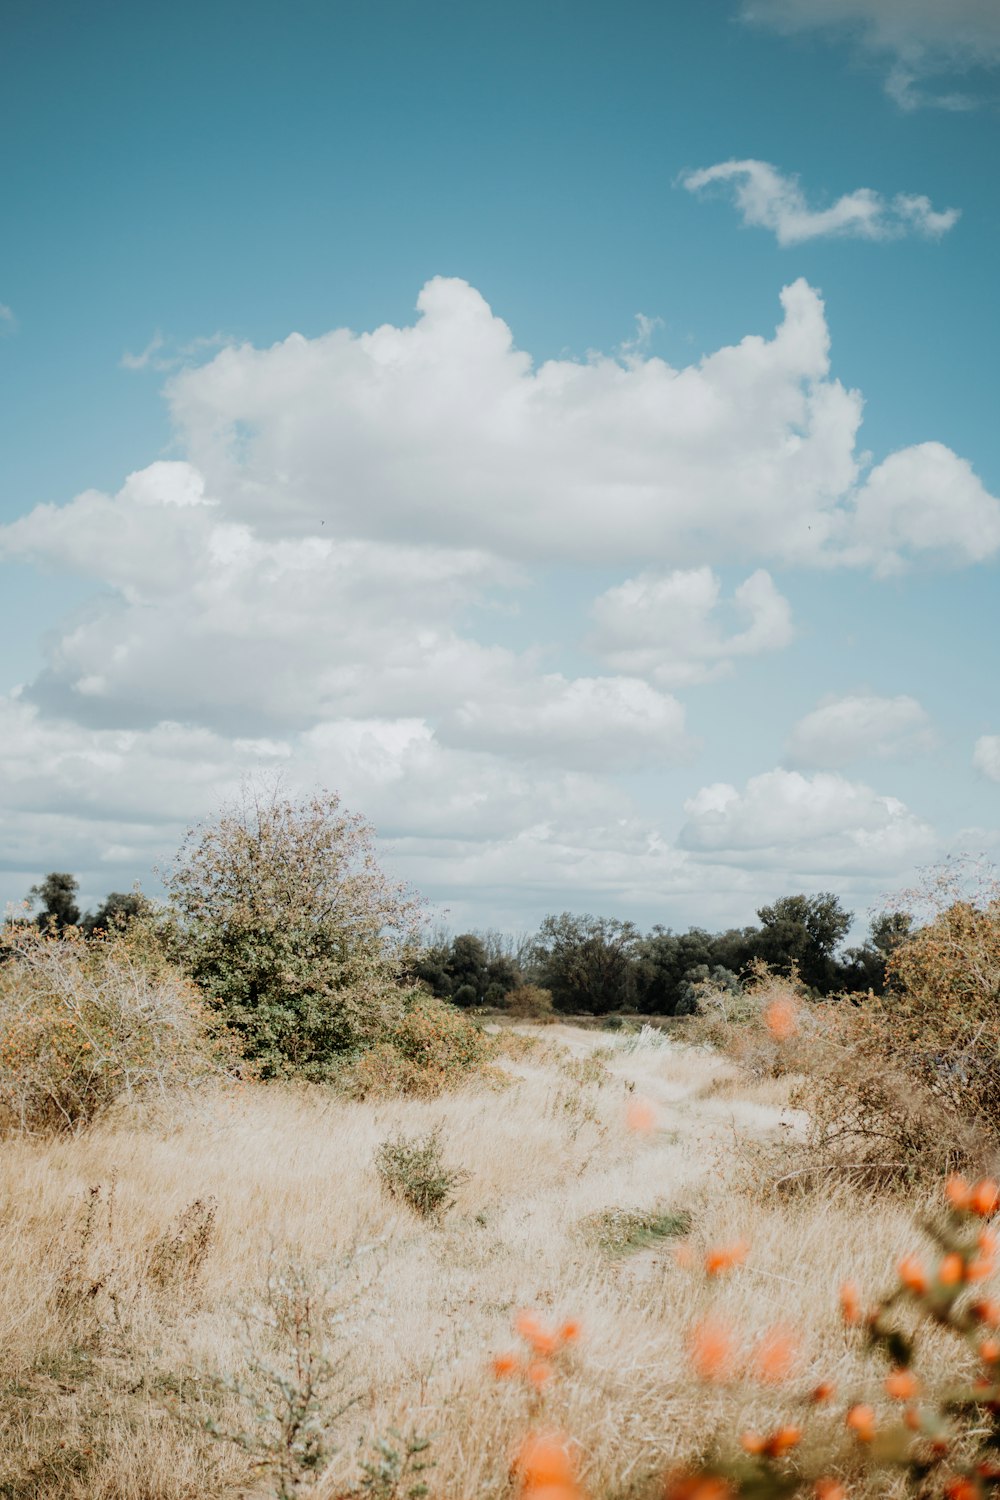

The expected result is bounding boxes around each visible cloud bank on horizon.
[2,275,998,931]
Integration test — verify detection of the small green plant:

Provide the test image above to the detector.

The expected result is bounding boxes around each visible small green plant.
[576,1203,693,1256]
[356,1428,434,1500]
[201,1256,358,1499]
[374,1128,467,1218]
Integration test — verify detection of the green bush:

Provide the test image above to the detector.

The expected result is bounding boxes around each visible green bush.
[343,991,498,1099]
[374,1128,468,1218]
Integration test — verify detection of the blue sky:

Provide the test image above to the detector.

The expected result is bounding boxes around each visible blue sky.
[2,0,999,936]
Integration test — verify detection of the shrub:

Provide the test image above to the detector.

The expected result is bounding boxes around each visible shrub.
[164,784,422,1079]
[0,919,225,1134]
[503,984,555,1019]
[576,1203,693,1256]
[374,1127,468,1218]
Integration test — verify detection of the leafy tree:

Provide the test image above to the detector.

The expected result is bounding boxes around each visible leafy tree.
[841,910,915,995]
[750,892,852,993]
[413,931,521,1007]
[81,890,151,936]
[164,784,422,1078]
[28,872,81,934]
[531,913,640,1014]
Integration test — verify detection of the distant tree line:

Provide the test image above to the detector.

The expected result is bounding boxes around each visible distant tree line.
[415,894,913,1016]
[20,870,912,1018]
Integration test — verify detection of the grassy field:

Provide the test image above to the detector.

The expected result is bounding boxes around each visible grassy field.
[0,1024,975,1499]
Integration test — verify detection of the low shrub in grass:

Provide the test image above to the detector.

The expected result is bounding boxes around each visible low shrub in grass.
[0,919,227,1134]
[374,1127,468,1218]
[341,990,499,1099]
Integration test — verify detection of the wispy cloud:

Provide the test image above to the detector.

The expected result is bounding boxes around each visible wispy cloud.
[0,303,16,334]
[682,159,960,245]
[120,330,231,373]
[742,0,1000,110]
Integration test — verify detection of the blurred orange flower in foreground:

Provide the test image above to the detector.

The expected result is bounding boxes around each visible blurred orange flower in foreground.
[626,1096,657,1134]
[516,1432,584,1500]
[846,1404,876,1443]
[752,1326,798,1384]
[885,1368,920,1400]
[663,1471,733,1500]
[705,1239,750,1276]
[688,1319,736,1382]
[763,996,798,1041]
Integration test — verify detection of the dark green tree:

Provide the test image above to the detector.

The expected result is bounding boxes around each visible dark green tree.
[28,872,81,934]
[531,913,640,1014]
[750,892,852,993]
[81,890,150,936]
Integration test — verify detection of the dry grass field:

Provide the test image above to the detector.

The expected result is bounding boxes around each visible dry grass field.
[0,1023,982,1499]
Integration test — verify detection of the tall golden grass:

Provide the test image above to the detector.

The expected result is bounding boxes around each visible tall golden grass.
[0,1024,993,1498]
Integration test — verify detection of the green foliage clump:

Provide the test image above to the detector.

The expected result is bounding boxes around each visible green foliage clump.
[577,1203,693,1256]
[375,1127,468,1218]
[0,917,225,1134]
[343,991,498,1099]
[165,784,421,1079]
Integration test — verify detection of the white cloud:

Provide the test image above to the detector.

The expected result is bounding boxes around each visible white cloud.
[682,159,959,245]
[742,0,1000,109]
[589,567,793,685]
[973,736,1000,782]
[787,694,933,768]
[448,674,694,769]
[680,768,937,875]
[845,443,1000,574]
[156,277,996,573]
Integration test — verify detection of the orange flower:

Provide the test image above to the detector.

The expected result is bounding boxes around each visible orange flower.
[965,1256,996,1283]
[980,1338,1000,1364]
[663,1472,733,1500]
[885,1368,920,1401]
[688,1319,736,1383]
[903,1405,922,1432]
[814,1479,846,1500]
[763,996,798,1041]
[973,1298,1000,1327]
[626,1097,657,1134]
[556,1319,582,1346]
[515,1433,583,1500]
[979,1230,999,1256]
[943,1480,978,1500]
[939,1253,964,1287]
[840,1281,863,1323]
[740,1433,766,1456]
[809,1381,837,1404]
[705,1239,750,1276]
[752,1327,798,1384]
[897,1256,929,1294]
[526,1360,553,1389]
[492,1352,522,1379]
[845,1404,876,1443]
[971,1179,1000,1217]
[516,1311,557,1357]
[764,1427,801,1457]
[946,1175,972,1211]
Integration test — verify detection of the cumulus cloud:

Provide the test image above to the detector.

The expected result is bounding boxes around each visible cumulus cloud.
[973,736,1000,782]
[787,694,933,768]
[742,0,1000,109]
[679,768,937,875]
[156,277,996,572]
[682,159,960,245]
[589,567,793,685]
[448,674,694,769]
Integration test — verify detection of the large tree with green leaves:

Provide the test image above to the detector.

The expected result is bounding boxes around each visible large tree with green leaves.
[165,784,422,1077]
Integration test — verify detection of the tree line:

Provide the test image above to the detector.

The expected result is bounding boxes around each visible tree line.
[415,894,912,1015]
[20,869,911,1020]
